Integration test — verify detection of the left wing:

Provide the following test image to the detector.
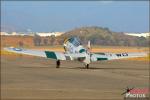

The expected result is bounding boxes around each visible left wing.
[4,47,65,60]
[91,52,148,62]
[3,47,86,61]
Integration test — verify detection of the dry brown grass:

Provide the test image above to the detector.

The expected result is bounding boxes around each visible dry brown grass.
[1,36,34,47]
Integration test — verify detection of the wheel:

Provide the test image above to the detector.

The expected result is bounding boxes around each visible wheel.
[85,64,89,69]
[56,60,60,68]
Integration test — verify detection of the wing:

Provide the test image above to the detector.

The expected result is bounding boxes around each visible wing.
[4,47,86,61]
[91,52,147,62]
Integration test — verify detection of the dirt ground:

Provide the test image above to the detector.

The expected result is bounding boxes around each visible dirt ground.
[1,54,149,100]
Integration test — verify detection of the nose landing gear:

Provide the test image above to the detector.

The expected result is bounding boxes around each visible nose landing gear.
[85,64,89,69]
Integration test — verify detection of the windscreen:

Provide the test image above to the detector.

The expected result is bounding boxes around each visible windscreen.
[68,37,81,47]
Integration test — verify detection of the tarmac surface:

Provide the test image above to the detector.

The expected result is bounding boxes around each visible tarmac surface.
[1,55,149,100]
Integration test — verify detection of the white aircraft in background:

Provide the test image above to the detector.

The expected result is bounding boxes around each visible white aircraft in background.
[4,37,147,69]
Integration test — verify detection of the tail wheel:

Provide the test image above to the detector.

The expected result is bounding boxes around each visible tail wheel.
[85,64,89,69]
[56,60,60,68]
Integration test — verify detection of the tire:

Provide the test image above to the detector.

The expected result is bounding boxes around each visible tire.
[86,64,89,69]
[56,60,60,68]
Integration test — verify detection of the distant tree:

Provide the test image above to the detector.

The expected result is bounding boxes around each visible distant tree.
[18,41,24,58]
[43,38,48,45]
[103,27,109,31]
[49,35,55,45]
[33,35,41,46]
[18,41,24,47]
[137,37,147,47]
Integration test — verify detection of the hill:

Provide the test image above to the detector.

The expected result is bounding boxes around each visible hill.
[60,26,149,47]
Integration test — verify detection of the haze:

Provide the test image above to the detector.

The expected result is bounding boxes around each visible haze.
[1,1,149,32]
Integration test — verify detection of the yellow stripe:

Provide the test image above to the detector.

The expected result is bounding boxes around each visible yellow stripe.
[64,38,69,44]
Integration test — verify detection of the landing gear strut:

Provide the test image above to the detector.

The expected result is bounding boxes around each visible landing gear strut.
[85,64,89,69]
[56,60,60,68]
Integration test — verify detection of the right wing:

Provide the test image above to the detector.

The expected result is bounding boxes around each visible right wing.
[4,47,86,61]
[91,52,148,62]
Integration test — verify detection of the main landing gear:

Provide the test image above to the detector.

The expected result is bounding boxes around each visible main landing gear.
[56,60,60,68]
[85,64,89,69]
[56,60,89,69]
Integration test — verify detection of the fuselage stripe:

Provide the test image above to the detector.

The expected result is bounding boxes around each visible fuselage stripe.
[97,58,108,61]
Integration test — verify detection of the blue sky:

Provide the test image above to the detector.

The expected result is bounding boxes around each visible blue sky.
[1,1,149,32]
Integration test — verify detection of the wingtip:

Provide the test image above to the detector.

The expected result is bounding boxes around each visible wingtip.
[3,46,14,51]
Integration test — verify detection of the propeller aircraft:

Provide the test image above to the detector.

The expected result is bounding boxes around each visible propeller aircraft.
[4,37,147,69]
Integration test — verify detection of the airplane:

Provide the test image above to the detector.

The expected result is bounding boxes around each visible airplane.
[4,37,148,69]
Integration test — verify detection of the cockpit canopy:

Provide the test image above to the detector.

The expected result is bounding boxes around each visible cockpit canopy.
[67,37,82,47]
